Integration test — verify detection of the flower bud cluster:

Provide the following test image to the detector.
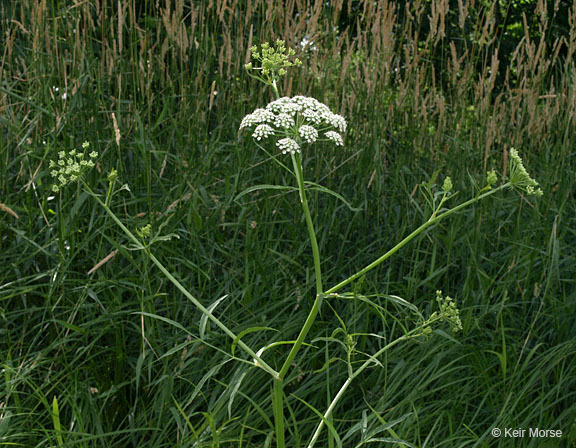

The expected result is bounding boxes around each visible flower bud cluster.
[240,96,346,155]
[49,142,97,192]
[136,224,152,239]
[429,290,463,333]
[509,148,543,196]
[486,170,498,187]
[245,40,302,79]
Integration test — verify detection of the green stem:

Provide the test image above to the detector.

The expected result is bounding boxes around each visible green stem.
[305,183,510,447]
[82,182,279,379]
[279,295,322,381]
[277,155,324,380]
[273,378,285,448]
[272,153,325,446]
[324,183,511,295]
[306,334,412,448]
[293,154,323,295]
[271,79,280,99]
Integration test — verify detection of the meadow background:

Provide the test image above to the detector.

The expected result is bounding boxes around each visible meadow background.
[1,0,575,446]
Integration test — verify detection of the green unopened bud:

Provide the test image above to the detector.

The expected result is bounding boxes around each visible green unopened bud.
[137,224,152,239]
[108,168,118,183]
[245,62,252,70]
[442,176,453,193]
[486,169,498,187]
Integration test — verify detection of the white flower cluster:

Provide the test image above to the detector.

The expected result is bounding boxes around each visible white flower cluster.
[277,138,300,155]
[274,113,295,128]
[240,108,275,129]
[299,125,318,143]
[325,131,344,146]
[240,96,346,155]
[253,124,274,141]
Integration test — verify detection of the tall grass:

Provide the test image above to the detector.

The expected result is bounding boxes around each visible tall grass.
[1,0,575,447]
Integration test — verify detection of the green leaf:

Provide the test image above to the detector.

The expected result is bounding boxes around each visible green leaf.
[200,295,228,339]
[291,394,343,448]
[356,438,415,447]
[235,184,297,202]
[52,319,86,334]
[228,369,248,419]
[231,326,278,356]
[304,181,363,212]
[256,340,315,358]
[52,396,64,447]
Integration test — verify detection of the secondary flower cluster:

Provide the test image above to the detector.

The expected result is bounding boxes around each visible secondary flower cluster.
[509,148,543,196]
[240,96,346,155]
[430,290,463,333]
[49,142,97,192]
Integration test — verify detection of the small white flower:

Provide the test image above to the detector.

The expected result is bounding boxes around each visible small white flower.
[302,108,321,124]
[322,112,347,133]
[277,138,300,155]
[266,97,292,113]
[299,125,318,143]
[252,124,275,141]
[240,114,255,129]
[274,113,295,128]
[325,131,344,146]
[240,108,275,128]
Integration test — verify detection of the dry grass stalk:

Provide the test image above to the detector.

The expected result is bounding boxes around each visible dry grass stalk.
[0,203,19,219]
[112,112,121,146]
[87,250,119,275]
[2,0,575,177]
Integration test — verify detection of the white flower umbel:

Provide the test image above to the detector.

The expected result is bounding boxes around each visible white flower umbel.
[252,124,275,141]
[240,108,275,129]
[240,96,346,155]
[274,113,295,128]
[325,131,344,146]
[277,138,300,155]
[299,125,318,143]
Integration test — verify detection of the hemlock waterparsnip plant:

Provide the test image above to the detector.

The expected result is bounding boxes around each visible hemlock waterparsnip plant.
[48,40,543,447]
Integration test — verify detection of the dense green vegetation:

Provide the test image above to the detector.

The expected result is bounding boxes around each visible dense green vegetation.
[1,1,575,447]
